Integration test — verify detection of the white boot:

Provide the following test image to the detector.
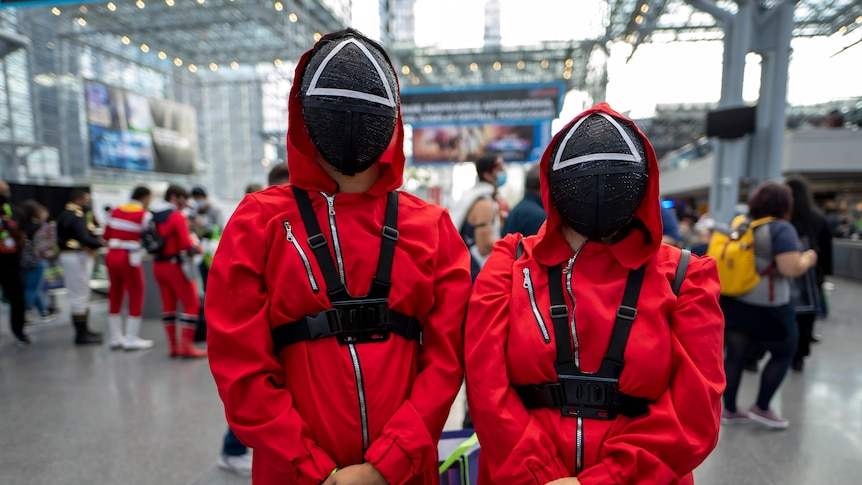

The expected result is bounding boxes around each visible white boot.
[123,316,154,350]
[108,314,125,350]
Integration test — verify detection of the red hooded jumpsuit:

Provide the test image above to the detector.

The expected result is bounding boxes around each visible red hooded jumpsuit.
[205,36,472,484]
[465,103,725,484]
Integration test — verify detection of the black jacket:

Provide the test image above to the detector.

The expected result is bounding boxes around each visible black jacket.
[56,203,102,252]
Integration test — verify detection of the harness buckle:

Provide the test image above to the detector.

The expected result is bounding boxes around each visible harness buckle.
[304,310,342,340]
[549,304,568,319]
[307,233,328,250]
[616,305,637,321]
[332,297,391,345]
[382,225,399,241]
[557,374,621,420]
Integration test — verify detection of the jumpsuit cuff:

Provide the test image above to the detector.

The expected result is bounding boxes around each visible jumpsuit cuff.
[365,433,414,485]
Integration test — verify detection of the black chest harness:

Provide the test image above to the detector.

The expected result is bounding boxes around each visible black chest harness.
[514,245,690,421]
[270,188,421,354]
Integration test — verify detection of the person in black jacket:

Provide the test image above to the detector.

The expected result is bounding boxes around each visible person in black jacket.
[787,176,833,371]
[57,189,104,345]
[0,180,29,346]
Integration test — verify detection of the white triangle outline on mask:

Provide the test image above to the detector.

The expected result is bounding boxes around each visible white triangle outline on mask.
[552,112,643,171]
[305,38,397,108]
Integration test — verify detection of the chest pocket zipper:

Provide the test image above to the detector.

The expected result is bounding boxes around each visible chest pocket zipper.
[283,221,320,293]
[523,267,551,343]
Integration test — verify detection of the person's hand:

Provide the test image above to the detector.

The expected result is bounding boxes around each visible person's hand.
[803,249,818,268]
[545,478,581,485]
[322,463,388,485]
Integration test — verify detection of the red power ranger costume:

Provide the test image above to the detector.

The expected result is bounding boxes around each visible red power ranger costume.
[103,200,152,350]
[150,199,206,358]
[465,103,725,484]
[206,32,471,484]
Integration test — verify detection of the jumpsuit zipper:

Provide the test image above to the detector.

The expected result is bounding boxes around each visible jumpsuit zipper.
[562,241,586,476]
[523,268,551,343]
[321,192,370,456]
[282,221,319,293]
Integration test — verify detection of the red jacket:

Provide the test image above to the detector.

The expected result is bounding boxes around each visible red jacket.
[464,103,725,484]
[206,32,472,485]
[149,200,195,257]
[103,201,149,250]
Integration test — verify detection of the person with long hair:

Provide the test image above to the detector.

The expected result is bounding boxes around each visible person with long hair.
[786,176,833,371]
[720,181,818,428]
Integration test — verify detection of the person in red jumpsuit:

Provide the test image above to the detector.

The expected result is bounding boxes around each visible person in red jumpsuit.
[206,29,471,484]
[465,103,725,484]
[103,185,154,350]
[150,184,206,359]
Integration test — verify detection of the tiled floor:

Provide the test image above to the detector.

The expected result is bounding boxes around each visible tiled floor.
[1,277,860,484]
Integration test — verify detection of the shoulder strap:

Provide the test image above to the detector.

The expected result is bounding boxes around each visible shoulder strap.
[292,187,346,299]
[672,249,691,297]
[598,265,646,377]
[547,265,573,373]
[368,191,399,298]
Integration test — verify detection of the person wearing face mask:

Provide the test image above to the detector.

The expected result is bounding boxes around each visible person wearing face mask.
[464,104,725,484]
[449,154,509,280]
[206,29,471,484]
[149,184,206,358]
[57,189,104,345]
[0,180,29,346]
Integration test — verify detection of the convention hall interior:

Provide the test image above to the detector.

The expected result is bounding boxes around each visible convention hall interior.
[1,0,861,484]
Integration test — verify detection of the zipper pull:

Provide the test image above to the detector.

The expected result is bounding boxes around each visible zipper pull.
[283,221,294,242]
[522,267,530,288]
[322,193,336,216]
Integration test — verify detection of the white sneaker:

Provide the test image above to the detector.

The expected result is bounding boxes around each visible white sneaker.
[123,337,154,351]
[109,337,126,350]
[218,453,252,477]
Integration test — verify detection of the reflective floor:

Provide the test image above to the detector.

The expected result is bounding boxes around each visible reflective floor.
[1,277,860,484]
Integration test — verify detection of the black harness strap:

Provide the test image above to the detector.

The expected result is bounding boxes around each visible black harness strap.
[275,189,414,352]
[597,264,646,377]
[547,265,574,372]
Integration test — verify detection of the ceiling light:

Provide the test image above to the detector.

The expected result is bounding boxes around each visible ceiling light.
[157,51,167,60]
[563,71,572,80]
[136,1,145,9]
[52,7,60,15]
[313,32,322,41]
[412,77,420,85]
[273,59,282,67]
[261,158,271,167]
[640,3,649,13]
[635,15,644,24]
[79,5,88,12]
[469,62,478,71]
[165,0,174,5]
[289,13,298,22]
[209,63,218,71]
[517,60,525,69]
[197,0,206,4]
[76,17,87,26]
[565,58,573,67]
[230,61,239,70]
[492,61,502,70]
[540,59,549,68]
[140,44,149,52]
[447,64,455,72]
[107,2,117,11]
[189,64,197,73]
[121,36,130,44]
[47,42,55,49]
[174,57,183,66]
[274,2,284,11]
[423,64,432,73]
[401,65,410,74]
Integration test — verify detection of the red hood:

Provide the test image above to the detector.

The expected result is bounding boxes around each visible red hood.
[534,102,662,269]
[286,32,406,196]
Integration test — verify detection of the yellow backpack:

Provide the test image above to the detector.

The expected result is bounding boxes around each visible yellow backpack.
[706,215,775,296]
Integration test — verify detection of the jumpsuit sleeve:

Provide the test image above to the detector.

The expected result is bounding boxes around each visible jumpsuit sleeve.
[172,212,197,253]
[206,197,338,484]
[464,237,571,484]
[576,256,725,485]
[364,211,472,485]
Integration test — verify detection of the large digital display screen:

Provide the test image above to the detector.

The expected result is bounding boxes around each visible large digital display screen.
[84,80,198,174]
[402,83,563,164]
